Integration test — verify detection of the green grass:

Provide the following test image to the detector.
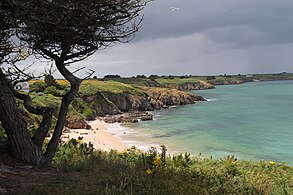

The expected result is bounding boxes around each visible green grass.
[80,80,144,96]
[103,77,160,87]
[12,142,293,194]
[156,77,200,87]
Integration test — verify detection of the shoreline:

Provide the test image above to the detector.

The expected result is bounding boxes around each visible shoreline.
[61,118,174,154]
[61,119,128,152]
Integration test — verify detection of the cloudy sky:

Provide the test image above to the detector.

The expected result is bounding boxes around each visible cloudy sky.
[22,0,293,77]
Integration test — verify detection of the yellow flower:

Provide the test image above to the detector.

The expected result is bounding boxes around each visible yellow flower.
[269,161,276,165]
[76,139,83,143]
[153,157,162,166]
[146,168,152,175]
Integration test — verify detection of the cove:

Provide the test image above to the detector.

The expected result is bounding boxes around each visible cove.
[121,80,293,164]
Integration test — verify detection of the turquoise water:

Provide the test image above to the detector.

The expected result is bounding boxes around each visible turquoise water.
[120,81,293,164]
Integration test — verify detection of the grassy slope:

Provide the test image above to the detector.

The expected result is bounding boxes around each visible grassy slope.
[4,145,292,194]
[102,77,161,87]
[155,77,200,88]
[81,80,144,96]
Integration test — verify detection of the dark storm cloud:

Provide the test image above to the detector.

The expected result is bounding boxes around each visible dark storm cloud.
[21,0,293,77]
[136,0,293,47]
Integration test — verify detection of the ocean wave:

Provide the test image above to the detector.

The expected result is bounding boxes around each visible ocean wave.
[105,123,129,136]
[206,98,217,102]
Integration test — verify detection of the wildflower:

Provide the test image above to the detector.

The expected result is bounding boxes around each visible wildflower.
[269,161,276,165]
[76,139,83,143]
[146,168,152,175]
[153,157,162,166]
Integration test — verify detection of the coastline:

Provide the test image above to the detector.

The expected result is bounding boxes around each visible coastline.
[61,119,128,152]
[61,118,173,154]
[60,80,293,159]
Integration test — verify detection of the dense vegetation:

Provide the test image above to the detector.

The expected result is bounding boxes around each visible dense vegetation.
[4,139,292,194]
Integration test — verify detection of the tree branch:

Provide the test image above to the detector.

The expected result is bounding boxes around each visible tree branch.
[13,90,54,149]
[44,59,81,164]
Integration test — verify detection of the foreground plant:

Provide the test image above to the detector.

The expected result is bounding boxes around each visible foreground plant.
[49,146,292,194]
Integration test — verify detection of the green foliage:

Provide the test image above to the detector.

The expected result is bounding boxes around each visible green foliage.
[206,75,216,80]
[14,146,293,194]
[31,93,61,115]
[80,80,144,96]
[72,98,95,120]
[44,86,66,97]
[53,137,95,172]
[156,77,200,88]
[29,81,47,92]
[44,86,56,94]
[44,74,58,87]
[173,152,192,168]
[103,74,121,79]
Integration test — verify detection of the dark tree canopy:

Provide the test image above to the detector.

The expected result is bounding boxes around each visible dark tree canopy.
[0,0,148,165]
[13,0,146,64]
[0,1,13,62]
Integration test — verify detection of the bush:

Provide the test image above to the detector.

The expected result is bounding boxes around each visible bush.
[53,137,95,171]
[14,145,292,194]
[44,86,65,97]
[30,82,48,92]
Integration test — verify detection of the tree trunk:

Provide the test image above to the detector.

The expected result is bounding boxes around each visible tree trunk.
[44,59,81,164]
[14,91,54,149]
[0,69,43,164]
[0,141,9,153]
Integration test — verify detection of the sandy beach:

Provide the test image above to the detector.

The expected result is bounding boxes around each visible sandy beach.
[61,119,128,152]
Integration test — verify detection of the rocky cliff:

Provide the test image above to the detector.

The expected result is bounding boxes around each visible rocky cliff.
[143,87,205,109]
[207,79,244,85]
[70,86,205,125]
[176,81,215,90]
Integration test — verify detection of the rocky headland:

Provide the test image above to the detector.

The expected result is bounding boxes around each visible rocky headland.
[175,81,215,90]
[69,86,205,126]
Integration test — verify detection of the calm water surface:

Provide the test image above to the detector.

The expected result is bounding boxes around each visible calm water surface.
[114,80,293,164]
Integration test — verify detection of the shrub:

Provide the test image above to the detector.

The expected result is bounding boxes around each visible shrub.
[44,86,65,97]
[19,146,292,194]
[53,137,95,171]
[30,81,48,92]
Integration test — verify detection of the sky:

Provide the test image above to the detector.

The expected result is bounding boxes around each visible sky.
[20,0,293,77]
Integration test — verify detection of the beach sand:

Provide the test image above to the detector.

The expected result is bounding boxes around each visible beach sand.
[61,119,128,152]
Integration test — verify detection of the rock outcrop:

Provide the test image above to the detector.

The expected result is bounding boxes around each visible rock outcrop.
[103,92,153,112]
[101,111,153,123]
[83,92,121,116]
[176,81,215,91]
[67,86,206,126]
[208,79,244,85]
[66,120,91,129]
[143,87,206,109]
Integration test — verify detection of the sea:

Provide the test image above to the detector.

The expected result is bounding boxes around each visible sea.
[106,80,293,164]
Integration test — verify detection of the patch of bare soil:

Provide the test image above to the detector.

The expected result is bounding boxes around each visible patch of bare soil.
[0,153,54,194]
